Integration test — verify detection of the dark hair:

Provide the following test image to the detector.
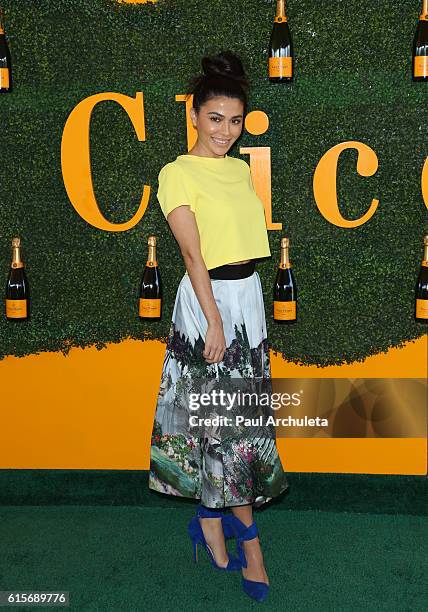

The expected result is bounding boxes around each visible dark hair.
[186,51,249,116]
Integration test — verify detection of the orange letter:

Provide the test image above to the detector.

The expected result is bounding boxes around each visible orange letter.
[240,147,282,230]
[176,94,197,151]
[422,157,428,210]
[61,92,150,231]
[313,141,379,228]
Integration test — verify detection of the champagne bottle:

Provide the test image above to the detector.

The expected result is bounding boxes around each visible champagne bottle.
[415,235,428,323]
[0,6,11,93]
[413,0,428,81]
[139,236,162,320]
[269,0,293,82]
[273,237,297,323]
[5,237,29,321]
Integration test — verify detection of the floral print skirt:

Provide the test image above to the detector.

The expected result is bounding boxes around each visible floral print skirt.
[148,270,289,509]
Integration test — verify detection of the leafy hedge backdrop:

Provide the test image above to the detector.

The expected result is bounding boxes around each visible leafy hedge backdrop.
[0,0,427,365]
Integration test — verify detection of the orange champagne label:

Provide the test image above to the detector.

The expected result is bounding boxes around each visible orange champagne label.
[279,263,292,269]
[416,299,428,319]
[274,16,288,23]
[269,57,292,78]
[274,300,296,320]
[6,299,27,318]
[0,67,9,89]
[139,298,161,317]
[414,56,428,77]
[422,260,428,267]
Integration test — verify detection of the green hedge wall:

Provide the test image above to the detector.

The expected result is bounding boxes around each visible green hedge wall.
[0,0,426,366]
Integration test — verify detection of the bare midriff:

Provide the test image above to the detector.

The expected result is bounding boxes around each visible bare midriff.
[228,259,251,265]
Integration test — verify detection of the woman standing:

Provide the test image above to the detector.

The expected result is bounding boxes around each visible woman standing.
[149,50,288,603]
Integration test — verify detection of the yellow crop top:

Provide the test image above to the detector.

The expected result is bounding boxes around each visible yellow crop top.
[157,154,271,270]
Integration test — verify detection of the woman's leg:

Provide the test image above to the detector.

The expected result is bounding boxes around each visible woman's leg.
[231,504,269,585]
[198,513,229,568]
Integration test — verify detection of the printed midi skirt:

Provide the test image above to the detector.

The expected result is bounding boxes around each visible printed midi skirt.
[148,269,289,509]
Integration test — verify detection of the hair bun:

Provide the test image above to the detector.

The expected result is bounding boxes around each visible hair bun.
[202,51,249,89]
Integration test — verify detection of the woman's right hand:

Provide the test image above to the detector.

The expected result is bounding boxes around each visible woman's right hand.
[203,319,227,364]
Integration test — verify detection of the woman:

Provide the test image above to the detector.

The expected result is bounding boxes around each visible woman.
[149,50,288,603]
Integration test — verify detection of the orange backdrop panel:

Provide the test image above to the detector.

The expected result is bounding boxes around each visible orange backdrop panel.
[0,336,426,473]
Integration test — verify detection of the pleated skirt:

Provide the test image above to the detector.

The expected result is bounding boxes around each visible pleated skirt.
[148,268,289,508]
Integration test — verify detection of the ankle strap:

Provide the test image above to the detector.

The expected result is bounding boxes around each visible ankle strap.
[197,504,225,519]
[238,521,258,542]
[234,520,259,568]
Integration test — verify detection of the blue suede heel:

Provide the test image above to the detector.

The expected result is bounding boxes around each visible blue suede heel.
[187,504,242,571]
[228,515,270,603]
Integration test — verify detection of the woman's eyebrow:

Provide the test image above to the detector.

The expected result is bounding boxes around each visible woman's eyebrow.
[207,111,243,119]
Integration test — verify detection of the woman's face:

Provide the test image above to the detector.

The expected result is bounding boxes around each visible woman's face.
[190,96,244,158]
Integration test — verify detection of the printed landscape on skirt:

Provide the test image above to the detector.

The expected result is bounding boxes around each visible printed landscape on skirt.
[149,271,289,508]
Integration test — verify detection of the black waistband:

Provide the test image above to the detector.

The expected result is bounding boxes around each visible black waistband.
[208,260,256,280]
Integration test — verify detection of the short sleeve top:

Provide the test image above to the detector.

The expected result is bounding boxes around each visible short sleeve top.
[157,154,271,270]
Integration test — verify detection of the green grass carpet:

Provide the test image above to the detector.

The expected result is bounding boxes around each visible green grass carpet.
[0,472,426,515]
[0,504,427,611]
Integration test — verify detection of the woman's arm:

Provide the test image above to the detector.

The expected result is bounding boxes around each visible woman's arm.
[166,205,226,365]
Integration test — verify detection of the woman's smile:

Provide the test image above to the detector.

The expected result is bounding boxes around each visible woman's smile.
[211,136,230,146]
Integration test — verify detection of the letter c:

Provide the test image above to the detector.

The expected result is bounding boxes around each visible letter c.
[61,92,150,231]
[313,141,379,228]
